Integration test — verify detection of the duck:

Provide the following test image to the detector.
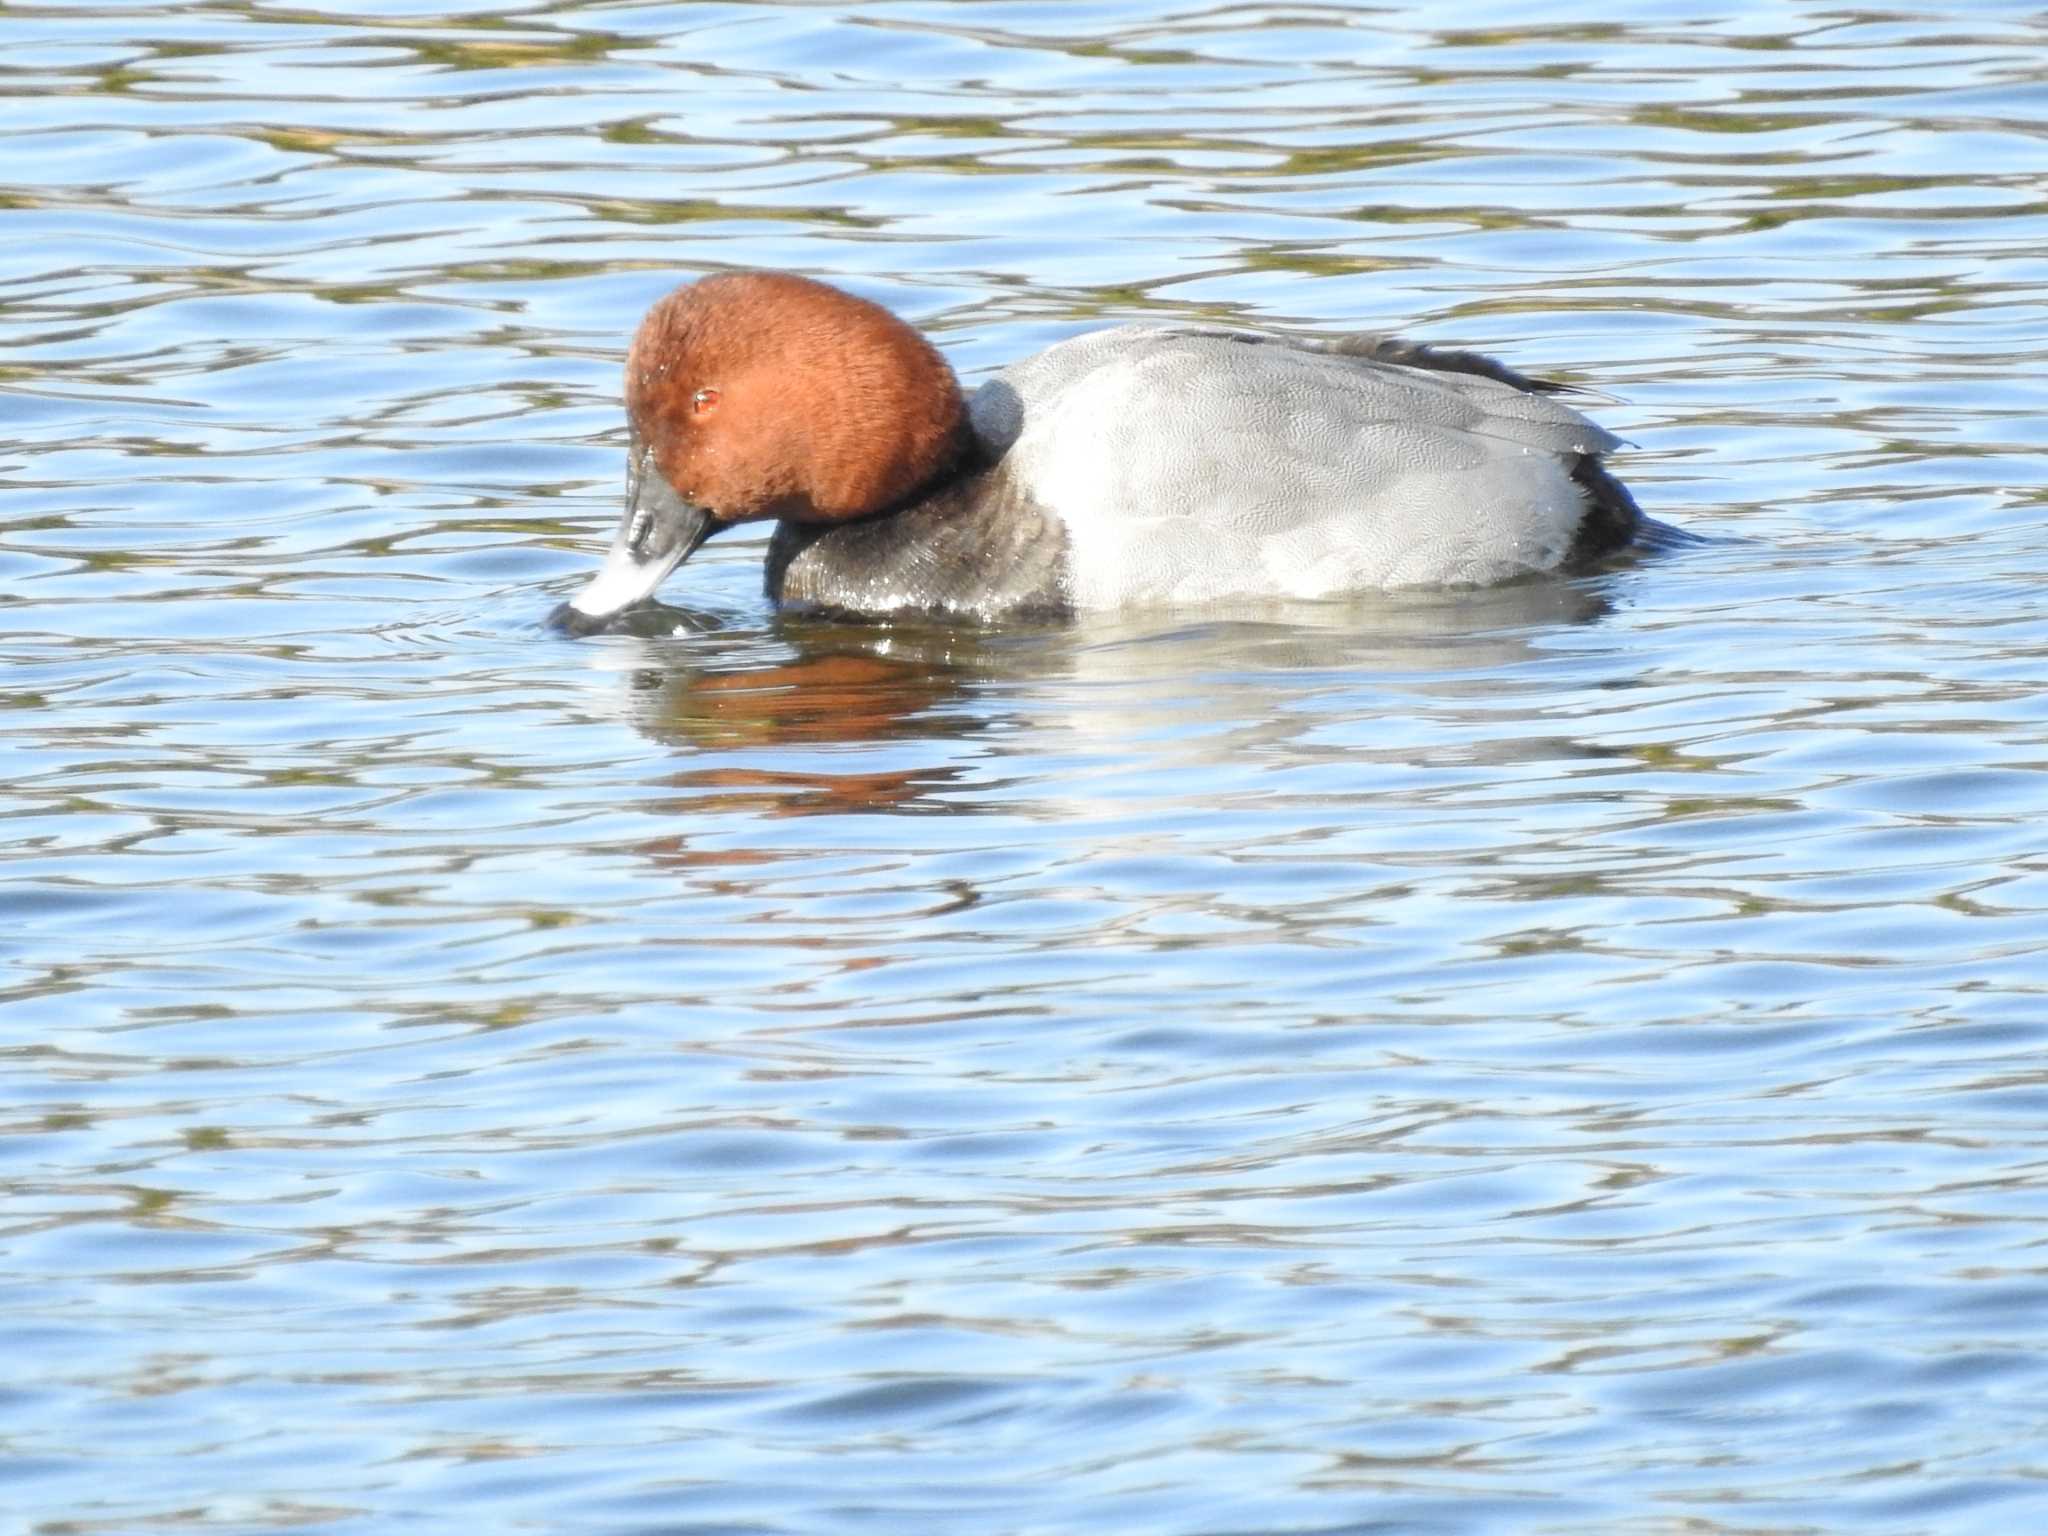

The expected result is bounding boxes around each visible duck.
[551,270,1641,632]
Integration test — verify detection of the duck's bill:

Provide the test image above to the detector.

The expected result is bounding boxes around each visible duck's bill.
[551,447,715,634]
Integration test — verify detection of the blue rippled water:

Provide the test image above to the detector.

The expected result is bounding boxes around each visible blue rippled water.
[5,2,2048,1532]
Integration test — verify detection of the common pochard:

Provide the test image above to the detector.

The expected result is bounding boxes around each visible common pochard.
[552,271,1641,631]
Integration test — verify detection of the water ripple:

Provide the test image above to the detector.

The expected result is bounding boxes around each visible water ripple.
[7,2,2048,1533]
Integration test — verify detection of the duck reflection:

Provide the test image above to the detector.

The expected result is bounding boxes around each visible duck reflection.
[608,604,1019,817]
[598,575,1627,821]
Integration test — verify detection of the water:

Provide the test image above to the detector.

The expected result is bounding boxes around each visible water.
[6,2,2048,1531]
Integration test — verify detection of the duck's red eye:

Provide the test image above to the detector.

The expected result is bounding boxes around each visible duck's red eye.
[692,387,719,415]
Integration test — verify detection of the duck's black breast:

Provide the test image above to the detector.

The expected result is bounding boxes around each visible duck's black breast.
[765,464,1072,623]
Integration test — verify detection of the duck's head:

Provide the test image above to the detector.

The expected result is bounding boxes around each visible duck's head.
[553,270,970,632]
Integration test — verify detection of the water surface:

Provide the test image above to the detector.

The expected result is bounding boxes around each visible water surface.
[6,3,2048,1532]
